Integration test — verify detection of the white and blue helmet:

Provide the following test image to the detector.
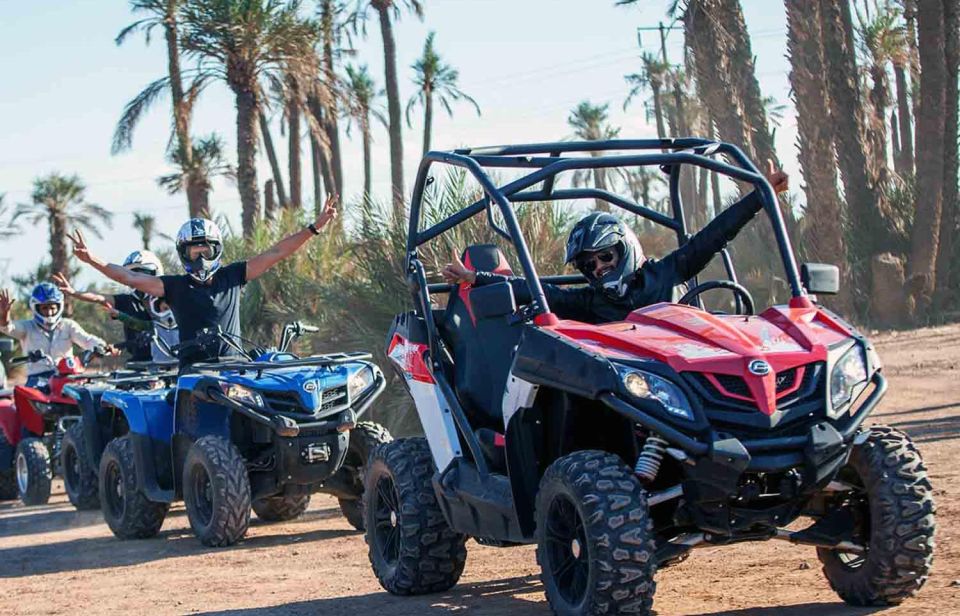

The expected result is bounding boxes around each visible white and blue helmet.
[176,218,223,283]
[123,250,164,301]
[30,282,64,330]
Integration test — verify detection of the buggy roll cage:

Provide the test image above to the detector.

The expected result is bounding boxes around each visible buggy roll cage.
[405,138,811,326]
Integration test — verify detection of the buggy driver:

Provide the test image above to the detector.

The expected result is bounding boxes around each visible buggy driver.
[442,162,788,324]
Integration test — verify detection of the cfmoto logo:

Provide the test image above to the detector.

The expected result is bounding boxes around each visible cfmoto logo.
[748,360,771,376]
[303,380,318,393]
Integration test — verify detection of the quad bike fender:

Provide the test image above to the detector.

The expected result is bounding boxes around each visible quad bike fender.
[13,386,46,437]
[67,387,109,470]
[0,400,19,448]
[101,389,175,444]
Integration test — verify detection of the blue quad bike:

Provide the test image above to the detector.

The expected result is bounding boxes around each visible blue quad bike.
[84,323,390,546]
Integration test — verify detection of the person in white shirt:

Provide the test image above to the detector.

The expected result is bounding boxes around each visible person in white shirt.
[0,283,113,385]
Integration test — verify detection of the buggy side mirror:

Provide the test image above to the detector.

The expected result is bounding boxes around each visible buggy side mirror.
[801,263,840,295]
[0,338,13,354]
[471,282,517,319]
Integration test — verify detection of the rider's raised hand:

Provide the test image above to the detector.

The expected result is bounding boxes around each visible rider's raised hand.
[314,193,339,230]
[766,159,789,194]
[441,253,476,285]
[0,289,15,319]
[52,272,75,296]
[68,229,94,264]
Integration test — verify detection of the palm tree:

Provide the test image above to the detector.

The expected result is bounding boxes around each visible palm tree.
[259,109,289,208]
[317,0,357,200]
[568,101,621,211]
[131,213,174,250]
[907,0,947,316]
[623,52,670,140]
[178,0,318,237]
[935,0,960,308]
[13,174,113,276]
[405,32,480,159]
[157,134,235,217]
[359,0,423,226]
[114,0,210,218]
[785,0,851,313]
[345,64,387,200]
[0,195,20,239]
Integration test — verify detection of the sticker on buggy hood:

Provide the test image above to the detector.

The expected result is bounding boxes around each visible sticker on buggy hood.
[672,343,736,359]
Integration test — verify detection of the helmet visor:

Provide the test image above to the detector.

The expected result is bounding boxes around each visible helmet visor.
[186,243,217,260]
[37,303,61,317]
[575,248,619,277]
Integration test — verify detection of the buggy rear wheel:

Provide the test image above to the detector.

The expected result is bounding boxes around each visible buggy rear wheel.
[62,421,99,510]
[364,438,467,595]
[818,426,935,606]
[99,436,168,539]
[15,437,51,506]
[183,436,251,547]
[536,450,656,616]
[337,421,392,531]
[252,494,310,522]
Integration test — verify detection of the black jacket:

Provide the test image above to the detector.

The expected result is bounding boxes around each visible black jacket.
[473,191,763,324]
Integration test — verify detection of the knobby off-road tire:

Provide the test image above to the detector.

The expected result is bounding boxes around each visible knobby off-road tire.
[15,437,51,506]
[818,426,936,606]
[364,438,467,595]
[99,436,168,539]
[338,421,392,531]
[536,450,657,616]
[62,421,99,510]
[0,431,17,500]
[252,494,311,522]
[183,436,251,547]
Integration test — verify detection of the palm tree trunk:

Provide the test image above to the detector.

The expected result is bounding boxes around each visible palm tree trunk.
[377,6,405,225]
[650,83,667,140]
[868,63,890,169]
[264,179,277,223]
[591,154,609,212]
[904,0,921,124]
[894,63,915,176]
[422,89,433,158]
[935,0,959,309]
[163,2,202,219]
[236,89,261,237]
[786,0,851,313]
[305,94,336,200]
[288,83,302,209]
[49,211,68,277]
[186,178,210,219]
[907,0,947,316]
[310,134,323,209]
[259,111,288,208]
[891,110,902,175]
[708,116,723,219]
[362,121,373,200]
[320,2,344,200]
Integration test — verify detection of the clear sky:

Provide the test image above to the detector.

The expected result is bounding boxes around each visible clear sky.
[0,0,794,286]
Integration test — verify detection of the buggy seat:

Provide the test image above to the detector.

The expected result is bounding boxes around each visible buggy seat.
[440,244,522,430]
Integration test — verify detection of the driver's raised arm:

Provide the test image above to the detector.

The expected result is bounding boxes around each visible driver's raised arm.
[69,230,164,298]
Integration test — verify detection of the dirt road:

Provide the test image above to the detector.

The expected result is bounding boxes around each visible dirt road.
[2,324,959,615]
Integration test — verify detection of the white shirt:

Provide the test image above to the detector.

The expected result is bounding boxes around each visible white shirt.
[1,318,107,376]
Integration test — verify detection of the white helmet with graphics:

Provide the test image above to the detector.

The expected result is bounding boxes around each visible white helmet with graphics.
[176,218,224,283]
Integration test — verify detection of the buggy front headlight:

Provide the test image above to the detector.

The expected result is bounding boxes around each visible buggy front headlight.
[348,366,375,400]
[829,345,868,414]
[616,366,694,421]
[221,383,265,408]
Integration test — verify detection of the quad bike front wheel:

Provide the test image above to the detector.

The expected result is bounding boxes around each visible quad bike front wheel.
[183,436,251,547]
[818,426,936,606]
[0,431,17,500]
[99,436,169,539]
[364,438,467,595]
[338,421,392,531]
[252,494,311,522]
[62,421,99,510]
[536,450,657,616]
[15,437,51,506]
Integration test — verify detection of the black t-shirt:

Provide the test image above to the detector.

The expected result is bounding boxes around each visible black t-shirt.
[161,261,247,364]
[112,293,152,361]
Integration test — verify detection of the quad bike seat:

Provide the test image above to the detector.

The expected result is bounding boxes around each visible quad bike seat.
[439,244,523,430]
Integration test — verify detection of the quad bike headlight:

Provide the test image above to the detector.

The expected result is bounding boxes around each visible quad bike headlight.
[616,366,694,421]
[348,366,375,400]
[220,383,265,408]
[829,345,869,414]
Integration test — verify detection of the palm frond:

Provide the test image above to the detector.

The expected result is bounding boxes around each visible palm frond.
[112,75,172,154]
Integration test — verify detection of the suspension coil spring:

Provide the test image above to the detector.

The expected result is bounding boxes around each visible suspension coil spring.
[635,434,669,483]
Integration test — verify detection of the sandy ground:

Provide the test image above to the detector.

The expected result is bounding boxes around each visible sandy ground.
[1,324,959,615]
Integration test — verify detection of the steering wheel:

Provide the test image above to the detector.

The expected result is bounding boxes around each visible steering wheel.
[678,280,755,315]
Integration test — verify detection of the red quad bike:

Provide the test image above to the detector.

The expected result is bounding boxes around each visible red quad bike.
[367,140,936,614]
[0,347,109,505]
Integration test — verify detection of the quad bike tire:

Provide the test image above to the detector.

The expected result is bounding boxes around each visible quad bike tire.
[62,421,99,510]
[253,494,311,522]
[364,438,467,595]
[99,436,169,539]
[338,421,392,531]
[818,426,936,606]
[536,450,657,616]
[15,437,52,506]
[0,431,17,500]
[183,435,251,547]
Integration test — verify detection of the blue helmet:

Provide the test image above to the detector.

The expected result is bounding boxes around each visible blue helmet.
[30,282,64,330]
